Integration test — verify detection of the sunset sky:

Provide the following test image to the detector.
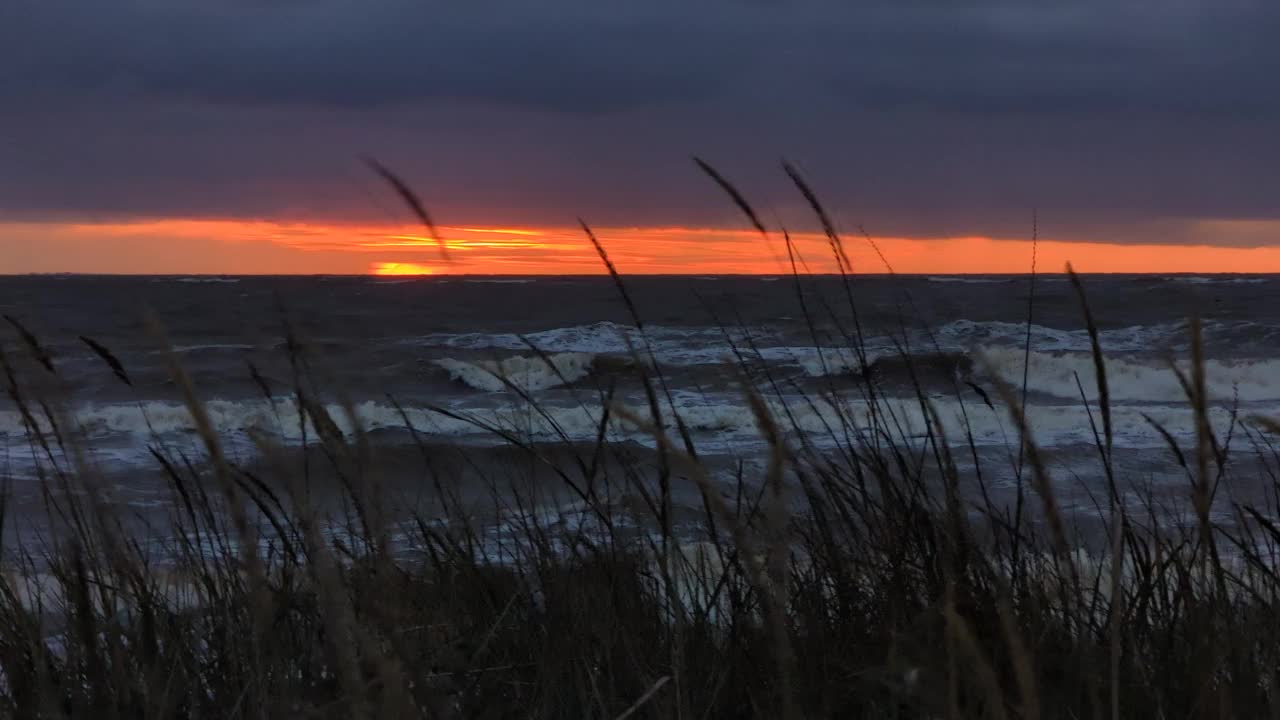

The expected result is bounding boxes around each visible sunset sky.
[5,2,1280,275]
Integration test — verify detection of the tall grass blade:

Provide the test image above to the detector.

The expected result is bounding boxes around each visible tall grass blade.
[365,156,450,261]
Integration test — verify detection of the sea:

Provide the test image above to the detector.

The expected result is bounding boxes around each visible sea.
[1,273,1277,544]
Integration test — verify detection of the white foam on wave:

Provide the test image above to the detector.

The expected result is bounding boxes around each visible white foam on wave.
[413,318,1222,383]
[422,321,640,354]
[0,399,484,444]
[0,397,736,446]
[168,343,256,353]
[420,318,1212,370]
[416,322,764,366]
[748,318,1192,379]
[434,352,596,392]
[980,346,1280,403]
[935,319,1190,353]
[768,330,1141,383]
[0,391,1236,459]
[753,346,876,377]
[1164,276,1268,285]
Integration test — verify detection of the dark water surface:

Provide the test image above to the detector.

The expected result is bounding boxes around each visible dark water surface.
[1,273,1277,539]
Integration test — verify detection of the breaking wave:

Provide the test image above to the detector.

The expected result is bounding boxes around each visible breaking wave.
[763,346,864,377]
[753,346,973,380]
[757,341,1280,404]
[412,318,1233,373]
[932,319,1194,353]
[434,352,597,392]
[414,322,768,366]
[980,346,1280,403]
[0,394,1235,455]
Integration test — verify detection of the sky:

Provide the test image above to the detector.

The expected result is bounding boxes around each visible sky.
[4,1,1280,274]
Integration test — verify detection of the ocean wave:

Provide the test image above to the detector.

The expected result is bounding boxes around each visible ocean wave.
[760,338,1280,405]
[434,352,597,392]
[841,319,1200,358]
[1162,276,1269,285]
[756,319,1193,378]
[759,346,862,377]
[162,277,241,284]
[749,346,891,377]
[980,346,1280,403]
[927,277,1016,285]
[167,343,256,353]
[0,397,755,446]
[463,279,535,285]
[415,322,766,366]
[422,321,645,354]
[405,319,1273,392]
[0,394,1234,455]
[752,346,972,384]
[418,318,1203,367]
[934,319,1190,353]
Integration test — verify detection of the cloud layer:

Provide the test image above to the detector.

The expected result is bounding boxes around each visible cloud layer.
[4,1,1279,244]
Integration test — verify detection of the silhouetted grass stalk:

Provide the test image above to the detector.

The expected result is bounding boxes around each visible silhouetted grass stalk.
[0,168,1277,717]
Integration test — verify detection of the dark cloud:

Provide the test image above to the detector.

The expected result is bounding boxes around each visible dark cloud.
[3,1,1280,244]
[8,1,1277,115]
[4,2,760,112]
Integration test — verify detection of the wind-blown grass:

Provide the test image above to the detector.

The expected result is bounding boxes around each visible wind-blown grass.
[1,169,1279,718]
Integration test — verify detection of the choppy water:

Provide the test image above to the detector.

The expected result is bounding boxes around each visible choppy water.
[1,273,1277,524]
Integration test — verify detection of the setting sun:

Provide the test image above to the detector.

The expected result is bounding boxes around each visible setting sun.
[371,261,437,276]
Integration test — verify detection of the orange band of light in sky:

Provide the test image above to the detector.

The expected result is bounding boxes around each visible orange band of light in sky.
[5,218,1280,275]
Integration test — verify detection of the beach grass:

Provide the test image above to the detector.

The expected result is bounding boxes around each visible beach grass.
[2,171,1280,718]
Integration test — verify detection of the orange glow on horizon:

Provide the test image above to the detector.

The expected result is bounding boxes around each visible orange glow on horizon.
[371,262,438,276]
[8,217,1280,275]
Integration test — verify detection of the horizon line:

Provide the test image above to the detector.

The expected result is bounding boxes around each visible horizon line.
[3,271,1276,278]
